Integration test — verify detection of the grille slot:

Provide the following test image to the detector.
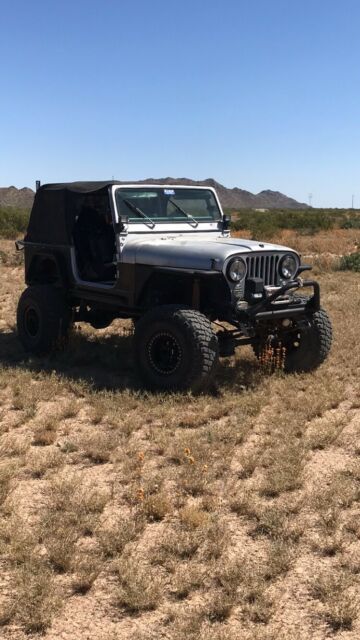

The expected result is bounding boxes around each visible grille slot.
[246,254,280,286]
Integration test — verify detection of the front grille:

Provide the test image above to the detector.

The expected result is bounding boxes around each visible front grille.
[246,254,280,286]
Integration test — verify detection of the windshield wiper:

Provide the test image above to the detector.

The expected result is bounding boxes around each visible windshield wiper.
[123,199,156,229]
[169,199,198,228]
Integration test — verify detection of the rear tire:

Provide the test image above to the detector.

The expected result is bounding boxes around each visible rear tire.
[253,308,332,373]
[17,285,71,355]
[133,305,219,392]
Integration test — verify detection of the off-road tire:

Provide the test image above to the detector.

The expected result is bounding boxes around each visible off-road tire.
[133,305,219,392]
[17,285,71,355]
[253,308,332,373]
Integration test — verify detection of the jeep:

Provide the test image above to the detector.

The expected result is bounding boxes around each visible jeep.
[16,181,332,391]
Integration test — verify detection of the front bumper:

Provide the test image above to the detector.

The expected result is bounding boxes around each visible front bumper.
[238,278,320,322]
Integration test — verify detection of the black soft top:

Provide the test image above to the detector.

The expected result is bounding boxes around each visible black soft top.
[25,181,120,244]
[35,181,122,193]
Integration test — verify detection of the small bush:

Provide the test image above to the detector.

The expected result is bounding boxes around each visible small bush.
[310,570,357,632]
[71,552,102,594]
[179,505,209,529]
[339,251,360,272]
[159,526,203,560]
[0,207,30,239]
[12,557,60,633]
[97,514,142,558]
[81,430,117,464]
[0,462,14,506]
[171,563,205,599]
[115,557,163,612]
[341,217,360,229]
[142,491,172,521]
[42,473,109,572]
[24,448,62,478]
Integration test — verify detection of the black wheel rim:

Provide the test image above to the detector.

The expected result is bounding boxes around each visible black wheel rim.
[24,306,40,339]
[286,330,302,352]
[147,332,182,375]
[284,320,312,353]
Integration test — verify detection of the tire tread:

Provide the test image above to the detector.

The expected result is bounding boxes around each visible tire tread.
[134,305,218,391]
[17,285,71,355]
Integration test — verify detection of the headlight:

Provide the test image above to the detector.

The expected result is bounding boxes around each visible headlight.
[227,258,247,282]
[280,254,298,279]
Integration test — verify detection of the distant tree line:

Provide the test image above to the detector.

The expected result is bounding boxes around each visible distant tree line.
[1,205,360,240]
[226,208,360,239]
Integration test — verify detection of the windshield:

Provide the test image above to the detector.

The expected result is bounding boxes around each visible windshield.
[115,187,221,225]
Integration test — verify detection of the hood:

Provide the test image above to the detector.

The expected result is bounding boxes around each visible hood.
[121,232,297,270]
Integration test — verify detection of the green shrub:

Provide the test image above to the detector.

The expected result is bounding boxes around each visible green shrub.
[339,252,360,272]
[246,218,278,240]
[228,208,360,240]
[0,207,30,239]
[341,218,360,229]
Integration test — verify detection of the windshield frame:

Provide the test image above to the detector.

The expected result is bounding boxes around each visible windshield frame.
[112,185,224,233]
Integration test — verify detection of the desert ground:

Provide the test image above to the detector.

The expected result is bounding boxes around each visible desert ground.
[0,235,359,640]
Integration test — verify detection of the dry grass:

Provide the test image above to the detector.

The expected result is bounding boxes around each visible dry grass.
[217,555,274,624]
[0,461,15,506]
[24,447,63,478]
[310,569,358,632]
[232,227,360,257]
[71,551,103,594]
[0,237,359,638]
[259,439,304,498]
[0,433,28,459]
[115,555,164,612]
[32,414,59,446]
[158,524,204,561]
[141,489,173,521]
[179,505,210,529]
[305,412,349,450]
[2,516,38,565]
[81,429,119,464]
[171,561,205,599]
[96,512,143,558]
[11,556,61,633]
[43,474,108,568]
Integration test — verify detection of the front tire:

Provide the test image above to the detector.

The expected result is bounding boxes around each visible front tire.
[17,285,71,355]
[253,308,332,373]
[133,305,219,392]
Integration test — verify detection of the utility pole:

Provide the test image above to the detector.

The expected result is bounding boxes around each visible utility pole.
[308,193,313,207]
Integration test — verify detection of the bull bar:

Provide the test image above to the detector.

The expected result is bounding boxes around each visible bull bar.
[244,278,320,321]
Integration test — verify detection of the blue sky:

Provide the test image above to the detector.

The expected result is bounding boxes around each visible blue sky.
[0,0,359,207]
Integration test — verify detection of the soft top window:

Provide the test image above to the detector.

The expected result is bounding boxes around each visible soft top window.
[25,183,112,245]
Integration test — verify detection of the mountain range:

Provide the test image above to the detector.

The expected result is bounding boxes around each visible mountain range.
[0,179,308,210]
[0,186,35,208]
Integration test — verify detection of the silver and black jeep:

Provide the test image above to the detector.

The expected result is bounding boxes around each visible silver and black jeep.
[16,181,332,391]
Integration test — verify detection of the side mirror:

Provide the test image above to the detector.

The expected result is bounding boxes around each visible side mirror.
[222,214,231,231]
